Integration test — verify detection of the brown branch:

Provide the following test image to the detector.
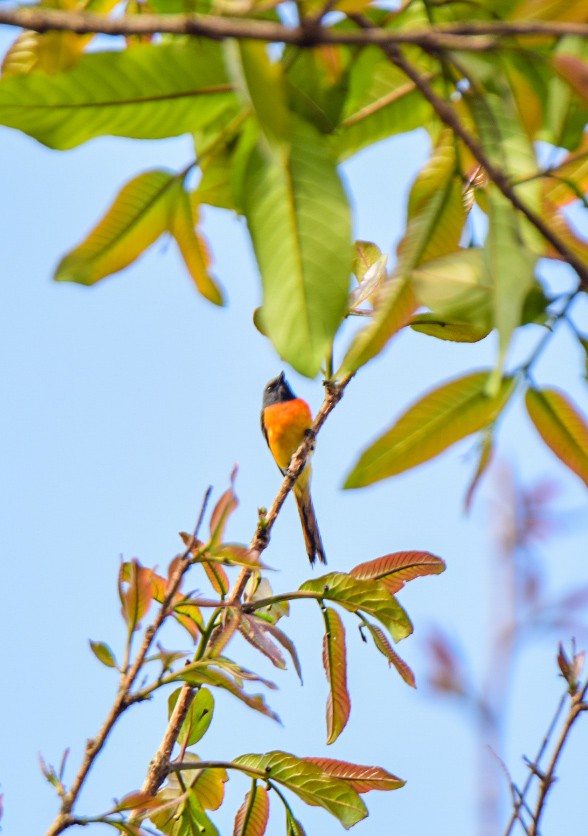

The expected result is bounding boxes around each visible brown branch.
[45,488,213,836]
[350,16,588,292]
[135,373,353,809]
[0,6,587,49]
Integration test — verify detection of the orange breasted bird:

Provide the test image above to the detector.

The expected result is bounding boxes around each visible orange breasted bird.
[261,372,326,566]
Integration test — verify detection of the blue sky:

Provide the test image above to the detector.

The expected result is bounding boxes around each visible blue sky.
[1,27,588,835]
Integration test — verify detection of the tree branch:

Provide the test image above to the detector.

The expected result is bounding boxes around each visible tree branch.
[350,16,588,291]
[0,6,587,50]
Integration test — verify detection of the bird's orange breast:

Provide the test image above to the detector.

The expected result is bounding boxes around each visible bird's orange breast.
[263,398,312,471]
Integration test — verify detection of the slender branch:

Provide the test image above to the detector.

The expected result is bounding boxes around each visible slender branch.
[529,683,588,836]
[350,16,588,291]
[45,488,212,836]
[1,6,588,49]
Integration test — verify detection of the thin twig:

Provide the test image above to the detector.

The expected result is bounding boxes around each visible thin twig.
[1,7,588,48]
[45,487,213,836]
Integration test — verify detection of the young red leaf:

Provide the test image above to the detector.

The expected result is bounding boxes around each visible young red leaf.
[119,558,153,632]
[363,622,415,688]
[344,371,516,488]
[526,387,588,486]
[209,466,239,546]
[233,784,269,836]
[322,607,351,745]
[202,560,230,597]
[259,619,303,683]
[350,551,445,595]
[304,758,404,793]
[239,614,286,671]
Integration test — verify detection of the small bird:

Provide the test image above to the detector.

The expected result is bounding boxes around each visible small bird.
[261,372,326,566]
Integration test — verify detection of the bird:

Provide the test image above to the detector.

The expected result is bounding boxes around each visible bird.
[261,372,326,566]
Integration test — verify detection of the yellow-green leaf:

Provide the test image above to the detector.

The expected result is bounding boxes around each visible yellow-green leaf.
[171,187,224,305]
[54,170,175,285]
[411,315,490,343]
[344,371,516,488]
[526,387,588,486]
[322,607,350,745]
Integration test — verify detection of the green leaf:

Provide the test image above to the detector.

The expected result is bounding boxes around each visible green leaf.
[171,187,224,306]
[344,371,516,488]
[54,170,176,286]
[286,810,307,836]
[338,277,416,375]
[335,47,432,160]
[300,573,412,642]
[232,751,367,830]
[322,607,350,745]
[304,757,404,793]
[243,117,351,377]
[89,640,117,669]
[350,551,446,595]
[526,387,588,486]
[410,315,491,344]
[0,41,235,149]
[234,783,270,836]
[168,687,214,748]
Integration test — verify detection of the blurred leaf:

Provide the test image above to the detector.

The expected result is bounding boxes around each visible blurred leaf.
[232,751,367,829]
[171,186,224,305]
[526,387,588,486]
[226,40,289,149]
[1,30,84,76]
[234,784,269,836]
[338,277,417,375]
[206,544,268,570]
[554,54,588,103]
[246,577,289,625]
[361,622,415,688]
[511,0,588,21]
[54,170,176,286]
[112,791,163,812]
[464,430,494,512]
[203,561,231,597]
[89,640,117,669]
[304,757,404,793]
[285,810,307,836]
[209,466,239,546]
[542,132,588,207]
[344,371,516,488]
[350,551,446,595]
[119,558,153,632]
[349,253,388,312]
[322,607,350,744]
[152,782,219,836]
[243,117,351,377]
[168,687,214,748]
[0,41,235,149]
[239,614,286,671]
[352,240,383,283]
[300,573,412,642]
[410,315,490,343]
[260,619,303,682]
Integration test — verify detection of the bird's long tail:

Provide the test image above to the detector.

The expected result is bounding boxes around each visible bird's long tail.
[294,484,326,566]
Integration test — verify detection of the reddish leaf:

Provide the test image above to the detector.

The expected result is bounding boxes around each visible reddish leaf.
[119,558,153,632]
[202,560,230,596]
[233,784,269,836]
[304,758,404,793]
[363,622,415,688]
[554,54,588,104]
[322,607,350,744]
[526,387,588,486]
[259,619,303,682]
[350,551,445,595]
[239,614,286,670]
[121,560,202,637]
[209,466,239,546]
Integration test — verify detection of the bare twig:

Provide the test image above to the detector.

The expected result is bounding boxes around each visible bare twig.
[45,488,213,836]
[0,7,588,49]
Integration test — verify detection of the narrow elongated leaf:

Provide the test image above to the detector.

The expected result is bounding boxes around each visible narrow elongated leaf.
[234,784,269,836]
[304,758,404,793]
[119,558,153,632]
[350,551,445,595]
[173,665,280,723]
[410,315,490,344]
[54,170,176,286]
[286,810,307,836]
[243,117,351,377]
[239,614,286,671]
[344,371,516,488]
[300,573,412,642]
[362,622,415,688]
[322,608,350,744]
[542,132,588,207]
[209,466,239,546]
[261,620,303,683]
[121,559,202,637]
[232,751,367,829]
[0,41,234,149]
[465,430,494,512]
[171,187,224,305]
[526,388,588,486]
